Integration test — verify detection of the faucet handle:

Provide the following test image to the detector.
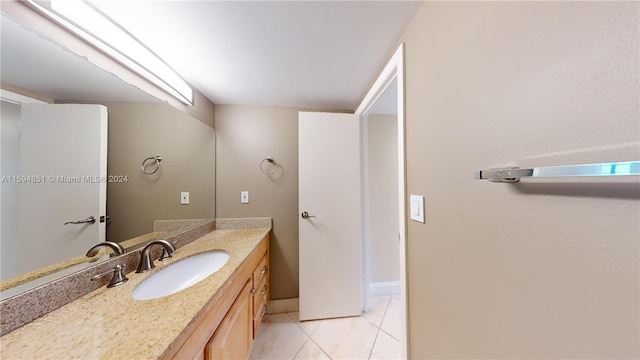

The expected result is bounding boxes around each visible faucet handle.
[91,264,128,288]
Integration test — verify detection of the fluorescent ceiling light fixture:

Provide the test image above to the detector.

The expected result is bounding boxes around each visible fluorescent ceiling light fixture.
[27,0,193,105]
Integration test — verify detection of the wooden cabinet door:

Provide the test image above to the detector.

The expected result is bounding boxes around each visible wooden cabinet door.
[206,280,253,360]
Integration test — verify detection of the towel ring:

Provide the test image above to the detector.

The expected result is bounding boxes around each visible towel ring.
[260,157,278,175]
[141,156,162,175]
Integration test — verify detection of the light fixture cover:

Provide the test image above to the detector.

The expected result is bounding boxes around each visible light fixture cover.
[27,0,193,105]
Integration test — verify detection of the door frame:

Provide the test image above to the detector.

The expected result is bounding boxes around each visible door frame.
[355,43,407,358]
[0,90,46,279]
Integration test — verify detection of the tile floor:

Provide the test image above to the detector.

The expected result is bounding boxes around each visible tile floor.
[250,295,401,360]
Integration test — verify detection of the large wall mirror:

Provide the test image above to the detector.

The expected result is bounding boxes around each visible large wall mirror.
[0,12,216,298]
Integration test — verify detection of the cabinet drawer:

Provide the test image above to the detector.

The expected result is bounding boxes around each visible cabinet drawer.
[253,255,268,286]
[252,276,268,317]
[253,300,268,338]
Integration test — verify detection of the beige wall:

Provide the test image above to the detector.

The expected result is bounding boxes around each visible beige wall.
[401,2,639,358]
[105,102,215,243]
[215,105,300,300]
[366,114,399,284]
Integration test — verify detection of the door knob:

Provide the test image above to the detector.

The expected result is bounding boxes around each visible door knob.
[301,211,316,219]
[64,216,96,225]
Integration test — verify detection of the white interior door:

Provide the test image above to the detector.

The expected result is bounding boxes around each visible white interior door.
[17,104,107,275]
[299,111,362,321]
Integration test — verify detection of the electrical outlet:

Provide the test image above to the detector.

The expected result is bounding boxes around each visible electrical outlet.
[181,192,189,205]
[241,191,249,204]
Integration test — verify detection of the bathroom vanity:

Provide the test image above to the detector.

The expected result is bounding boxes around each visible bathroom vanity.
[0,224,270,359]
[169,232,269,359]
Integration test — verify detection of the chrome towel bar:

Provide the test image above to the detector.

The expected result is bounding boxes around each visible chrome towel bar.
[475,161,640,183]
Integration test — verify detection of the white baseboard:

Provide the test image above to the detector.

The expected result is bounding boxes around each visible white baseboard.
[269,285,398,315]
[369,281,400,296]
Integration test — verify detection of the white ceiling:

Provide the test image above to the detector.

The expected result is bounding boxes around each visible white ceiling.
[2,1,422,110]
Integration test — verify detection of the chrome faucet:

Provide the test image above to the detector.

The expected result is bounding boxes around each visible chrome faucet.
[86,241,125,258]
[136,239,176,273]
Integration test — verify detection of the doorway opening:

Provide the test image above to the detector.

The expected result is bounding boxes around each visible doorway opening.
[356,44,407,358]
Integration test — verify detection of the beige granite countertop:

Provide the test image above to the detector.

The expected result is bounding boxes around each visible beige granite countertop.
[0,228,269,360]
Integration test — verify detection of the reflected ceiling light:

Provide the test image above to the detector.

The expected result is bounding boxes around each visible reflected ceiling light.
[26,0,193,105]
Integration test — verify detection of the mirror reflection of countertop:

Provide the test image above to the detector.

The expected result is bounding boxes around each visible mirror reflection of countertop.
[0,232,169,297]
[0,227,270,359]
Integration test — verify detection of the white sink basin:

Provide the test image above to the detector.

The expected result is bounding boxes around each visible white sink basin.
[132,250,229,300]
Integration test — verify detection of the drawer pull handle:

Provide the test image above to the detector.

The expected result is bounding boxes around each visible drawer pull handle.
[260,285,267,296]
[261,305,267,318]
[260,266,267,276]
[251,288,255,294]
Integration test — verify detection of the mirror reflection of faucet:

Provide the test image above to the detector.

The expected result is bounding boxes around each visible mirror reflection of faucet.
[85,241,126,259]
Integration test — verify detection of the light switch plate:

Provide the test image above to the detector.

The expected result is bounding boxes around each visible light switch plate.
[241,191,249,204]
[180,192,189,205]
[410,195,424,223]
